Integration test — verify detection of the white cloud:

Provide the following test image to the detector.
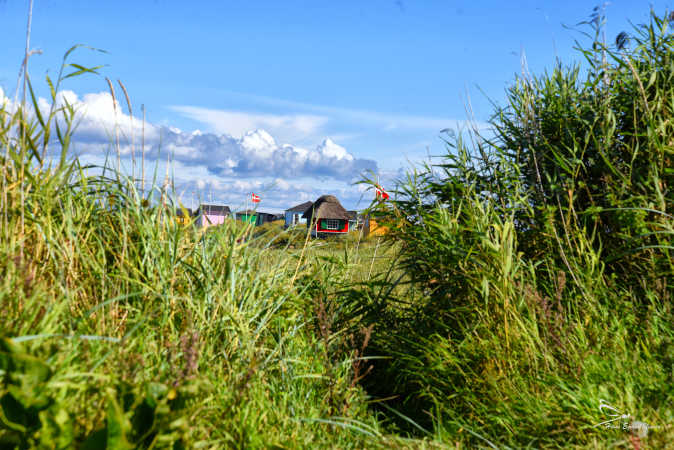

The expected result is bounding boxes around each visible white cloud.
[170,105,328,141]
[1,88,383,211]
[0,87,161,146]
[15,90,378,181]
[68,90,161,143]
[151,128,376,180]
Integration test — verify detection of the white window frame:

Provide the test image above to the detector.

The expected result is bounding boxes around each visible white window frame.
[324,219,340,230]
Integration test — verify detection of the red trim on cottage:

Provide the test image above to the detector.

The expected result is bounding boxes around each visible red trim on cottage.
[316,219,349,233]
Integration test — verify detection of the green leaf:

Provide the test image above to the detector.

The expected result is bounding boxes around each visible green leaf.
[39,407,75,449]
[63,64,105,80]
[45,74,56,101]
[105,395,133,450]
[0,337,23,358]
[0,339,52,383]
[130,400,156,442]
[63,44,108,62]
[25,77,44,128]
[582,206,604,215]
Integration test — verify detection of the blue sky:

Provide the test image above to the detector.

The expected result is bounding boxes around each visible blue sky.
[1,0,671,211]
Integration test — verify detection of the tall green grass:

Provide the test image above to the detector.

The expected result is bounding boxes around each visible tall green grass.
[4,7,674,450]
[351,10,674,448]
[0,48,404,448]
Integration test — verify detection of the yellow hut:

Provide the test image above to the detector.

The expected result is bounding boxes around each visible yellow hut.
[175,206,195,226]
[364,216,389,236]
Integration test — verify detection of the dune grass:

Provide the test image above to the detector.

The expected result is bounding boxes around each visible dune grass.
[348,10,674,449]
[3,7,674,450]
[0,47,407,448]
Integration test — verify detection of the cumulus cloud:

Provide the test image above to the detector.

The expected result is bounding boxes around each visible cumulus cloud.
[17,90,378,181]
[0,88,381,210]
[157,128,376,180]
[68,91,161,144]
[0,87,160,147]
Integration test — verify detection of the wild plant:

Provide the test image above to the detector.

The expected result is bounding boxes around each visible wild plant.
[0,43,385,448]
[353,9,674,448]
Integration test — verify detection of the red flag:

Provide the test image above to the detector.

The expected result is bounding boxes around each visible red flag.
[375,185,389,200]
[251,193,261,203]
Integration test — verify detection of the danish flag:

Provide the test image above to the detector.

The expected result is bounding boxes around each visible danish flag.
[251,193,261,203]
[375,185,389,200]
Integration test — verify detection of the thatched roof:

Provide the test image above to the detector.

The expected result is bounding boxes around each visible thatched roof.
[302,195,350,221]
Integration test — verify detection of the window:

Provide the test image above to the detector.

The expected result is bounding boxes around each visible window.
[322,219,341,230]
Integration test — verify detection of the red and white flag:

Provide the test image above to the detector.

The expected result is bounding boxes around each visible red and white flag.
[251,193,261,203]
[375,185,389,200]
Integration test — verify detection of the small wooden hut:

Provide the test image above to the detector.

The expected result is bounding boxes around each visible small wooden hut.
[284,201,313,228]
[302,195,350,236]
[196,204,231,229]
[175,207,195,226]
[236,210,258,225]
[235,210,280,226]
[363,216,389,236]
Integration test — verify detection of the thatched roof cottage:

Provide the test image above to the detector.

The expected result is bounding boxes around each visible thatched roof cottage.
[302,195,350,236]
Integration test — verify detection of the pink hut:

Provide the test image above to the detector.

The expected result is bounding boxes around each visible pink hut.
[302,195,350,236]
[196,203,231,229]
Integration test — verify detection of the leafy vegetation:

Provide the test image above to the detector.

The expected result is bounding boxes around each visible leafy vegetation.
[356,9,674,448]
[2,8,674,450]
[0,48,396,448]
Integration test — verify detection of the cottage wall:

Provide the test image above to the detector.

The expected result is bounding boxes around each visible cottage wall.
[365,218,388,236]
[284,211,304,227]
[200,213,226,228]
